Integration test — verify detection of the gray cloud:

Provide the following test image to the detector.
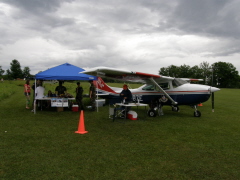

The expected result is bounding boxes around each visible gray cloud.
[0,0,240,75]
[168,0,240,39]
[2,0,73,14]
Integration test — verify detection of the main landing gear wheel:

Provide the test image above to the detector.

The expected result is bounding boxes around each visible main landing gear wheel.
[172,106,180,112]
[148,110,156,117]
[194,110,201,117]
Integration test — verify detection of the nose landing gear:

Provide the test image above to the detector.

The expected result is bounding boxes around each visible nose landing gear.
[192,105,201,117]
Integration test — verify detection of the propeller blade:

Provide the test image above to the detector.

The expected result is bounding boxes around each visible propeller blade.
[212,92,215,112]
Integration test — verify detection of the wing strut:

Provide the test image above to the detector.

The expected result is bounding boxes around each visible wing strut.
[149,77,178,105]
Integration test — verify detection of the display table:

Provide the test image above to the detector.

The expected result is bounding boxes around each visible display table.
[115,102,148,107]
[34,97,75,113]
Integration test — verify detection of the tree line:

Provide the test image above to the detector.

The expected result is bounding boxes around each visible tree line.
[0,59,32,80]
[159,61,240,88]
[1,59,240,88]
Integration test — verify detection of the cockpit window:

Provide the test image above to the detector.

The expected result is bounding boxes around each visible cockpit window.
[142,85,155,90]
[158,83,169,90]
[173,78,188,87]
[142,83,170,91]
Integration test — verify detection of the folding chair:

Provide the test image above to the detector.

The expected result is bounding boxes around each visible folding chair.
[109,105,125,122]
[109,107,115,120]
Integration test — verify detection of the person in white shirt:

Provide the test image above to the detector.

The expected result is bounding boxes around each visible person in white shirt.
[35,83,45,99]
[32,81,45,112]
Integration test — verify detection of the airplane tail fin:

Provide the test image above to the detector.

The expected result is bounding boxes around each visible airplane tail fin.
[93,77,117,94]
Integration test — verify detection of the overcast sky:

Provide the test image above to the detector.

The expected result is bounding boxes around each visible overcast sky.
[1,0,240,75]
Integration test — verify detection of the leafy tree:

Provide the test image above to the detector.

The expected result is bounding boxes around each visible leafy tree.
[178,64,192,77]
[0,66,5,76]
[8,59,23,79]
[189,65,203,80]
[199,61,212,85]
[211,62,239,88]
[22,67,31,78]
[159,61,239,88]
[160,64,201,78]
[159,65,180,77]
[5,69,11,80]
[159,67,168,76]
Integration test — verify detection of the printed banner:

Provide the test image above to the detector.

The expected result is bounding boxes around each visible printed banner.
[51,98,68,107]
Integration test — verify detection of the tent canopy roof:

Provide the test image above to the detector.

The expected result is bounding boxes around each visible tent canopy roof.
[35,63,96,80]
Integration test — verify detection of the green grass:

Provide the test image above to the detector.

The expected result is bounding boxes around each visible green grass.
[0,81,20,101]
[0,81,240,179]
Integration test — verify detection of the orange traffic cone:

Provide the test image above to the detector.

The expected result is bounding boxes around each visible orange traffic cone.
[75,110,88,134]
[198,103,203,106]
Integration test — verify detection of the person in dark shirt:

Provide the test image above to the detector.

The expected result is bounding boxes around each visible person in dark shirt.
[118,84,133,117]
[46,90,54,108]
[55,81,67,96]
[89,80,96,111]
[76,82,84,110]
[120,84,132,103]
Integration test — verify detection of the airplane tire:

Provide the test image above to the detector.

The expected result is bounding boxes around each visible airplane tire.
[194,110,201,117]
[172,106,179,112]
[148,110,156,117]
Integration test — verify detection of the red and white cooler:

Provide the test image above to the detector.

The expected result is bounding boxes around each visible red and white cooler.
[72,105,79,112]
[127,110,138,120]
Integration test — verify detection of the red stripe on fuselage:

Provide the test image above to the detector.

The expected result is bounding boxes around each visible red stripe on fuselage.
[131,90,209,95]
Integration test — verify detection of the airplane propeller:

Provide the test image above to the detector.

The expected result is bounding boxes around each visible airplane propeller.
[209,86,220,112]
[211,90,215,112]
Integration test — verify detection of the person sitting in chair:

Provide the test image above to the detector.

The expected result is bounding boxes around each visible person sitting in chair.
[120,84,132,103]
[118,84,132,118]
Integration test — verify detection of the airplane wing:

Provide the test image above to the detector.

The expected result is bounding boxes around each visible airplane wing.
[181,78,204,82]
[82,67,178,105]
[81,66,174,84]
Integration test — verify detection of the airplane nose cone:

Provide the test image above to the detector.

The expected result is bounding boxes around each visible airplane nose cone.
[209,87,220,92]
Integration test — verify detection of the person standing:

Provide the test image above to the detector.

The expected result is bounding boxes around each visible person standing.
[89,80,96,111]
[31,80,40,109]
[46,90,53,108]
[76,82,84,111]
[24,80,31,109]
[33,81,45,112]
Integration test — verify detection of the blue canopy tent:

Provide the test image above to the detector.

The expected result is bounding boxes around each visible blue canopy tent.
[33,63,97,114]
[35,63,96,80]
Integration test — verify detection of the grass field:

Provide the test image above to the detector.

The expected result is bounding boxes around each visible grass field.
[1,81,240,179]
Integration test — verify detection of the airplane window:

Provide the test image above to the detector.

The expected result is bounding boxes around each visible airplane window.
[173,78,188,87]
[142,85,155,90]
[158,83,169,90]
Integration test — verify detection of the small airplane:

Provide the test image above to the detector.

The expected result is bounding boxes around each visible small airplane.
[82,67,220,117]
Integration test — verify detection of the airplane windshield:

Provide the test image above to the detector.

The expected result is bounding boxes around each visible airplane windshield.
[173,78,188,87]
[142,83,170,91]
[142,85,155,91]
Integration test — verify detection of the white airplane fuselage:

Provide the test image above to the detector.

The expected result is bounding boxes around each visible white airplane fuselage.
[96,82,219,106]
